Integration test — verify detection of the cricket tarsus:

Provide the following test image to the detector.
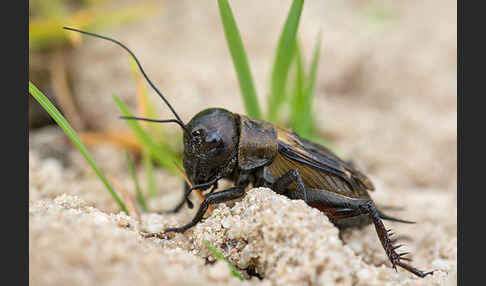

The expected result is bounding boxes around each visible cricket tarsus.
[360,201,434,278]
[396,261,435,278]
[140,232,166,239]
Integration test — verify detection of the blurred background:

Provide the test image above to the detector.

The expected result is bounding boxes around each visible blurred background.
[29,0,457,190]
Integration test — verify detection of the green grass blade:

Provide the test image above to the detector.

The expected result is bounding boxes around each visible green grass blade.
[217,0,262,119]
[301,32,334,148]
[128,56,160,196]
[292,33,322,140]
[29,82,128,214]
[125,152,148,212]
[290,41,306,134]
[301,32,322,139]
[143,149,158,197]
[113,95,179,174]
[204,240,244,281]
[267,0,304,123]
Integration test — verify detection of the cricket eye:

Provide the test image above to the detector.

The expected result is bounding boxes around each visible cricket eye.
[192,129,202,137]
[190,129,205,146]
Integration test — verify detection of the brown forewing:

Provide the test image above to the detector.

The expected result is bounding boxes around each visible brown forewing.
[269,127,374,199]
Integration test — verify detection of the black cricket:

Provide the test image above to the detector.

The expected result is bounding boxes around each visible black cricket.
[64,27,434,278]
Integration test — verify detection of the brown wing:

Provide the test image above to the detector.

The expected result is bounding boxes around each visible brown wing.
[268,127,374,198]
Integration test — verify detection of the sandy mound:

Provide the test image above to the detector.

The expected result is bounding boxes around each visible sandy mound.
[29,188,454,286]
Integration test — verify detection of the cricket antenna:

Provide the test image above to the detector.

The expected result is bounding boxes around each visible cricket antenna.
[63,26,186,128]
[119,116,189,134]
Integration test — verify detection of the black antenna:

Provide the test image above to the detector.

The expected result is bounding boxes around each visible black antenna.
[120,116,188,134]
[63,27,185,126]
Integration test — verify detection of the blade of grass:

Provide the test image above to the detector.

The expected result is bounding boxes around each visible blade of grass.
[49,47,85,130]
[204,240,244,281]
[217,0,262,119]
[109,174,141,223]
[304,32,322,123]
[129,56,160,197]
[300,32,323,143]
[143,149,158,197]
[77,130,142,152]
[290,40,306,134]
[267,0,304,123]
[125,152,148,212]
[128,56,161,135]
[29,82,128,214]
[113,95,179,174]
[291,32,322,140]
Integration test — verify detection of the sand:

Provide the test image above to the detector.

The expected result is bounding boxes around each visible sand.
[29,0,456,285]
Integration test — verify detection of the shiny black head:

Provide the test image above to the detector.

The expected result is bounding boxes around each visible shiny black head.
[183,108,239,187]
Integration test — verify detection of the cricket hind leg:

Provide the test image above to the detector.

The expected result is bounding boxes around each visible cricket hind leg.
[285,188,434,278]
[271,169,308,202]
[358,201,434,277]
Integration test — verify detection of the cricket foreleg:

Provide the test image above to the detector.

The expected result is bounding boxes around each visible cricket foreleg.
[164,186,245,233]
